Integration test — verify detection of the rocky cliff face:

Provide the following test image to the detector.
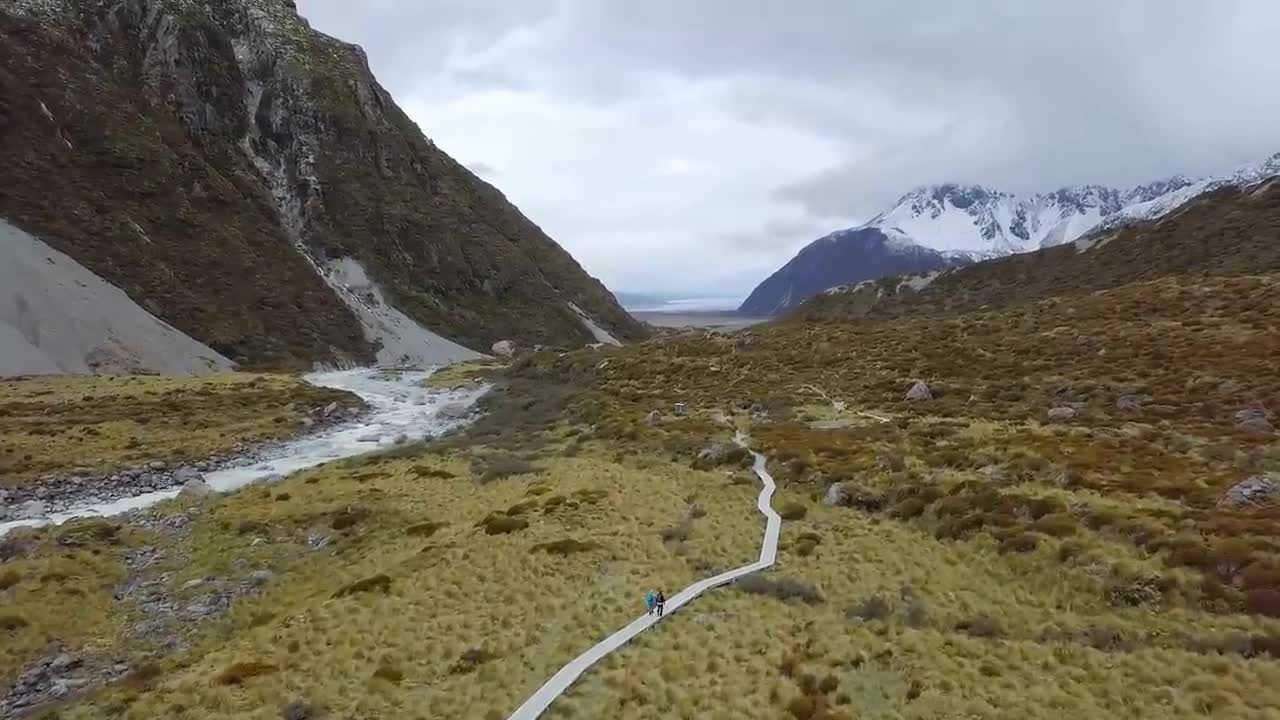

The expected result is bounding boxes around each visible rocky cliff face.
[0,0,641,369]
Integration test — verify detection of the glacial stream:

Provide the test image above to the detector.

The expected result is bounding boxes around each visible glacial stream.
[0,368,488,538]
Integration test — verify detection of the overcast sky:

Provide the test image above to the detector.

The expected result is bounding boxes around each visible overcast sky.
[298,0,1280,298]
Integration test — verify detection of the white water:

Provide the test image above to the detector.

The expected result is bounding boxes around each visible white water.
[0,368,488,538]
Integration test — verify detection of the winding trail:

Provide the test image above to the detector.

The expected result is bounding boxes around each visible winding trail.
[507,436,781,720]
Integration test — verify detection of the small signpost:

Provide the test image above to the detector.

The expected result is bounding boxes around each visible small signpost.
[674,402,688,417]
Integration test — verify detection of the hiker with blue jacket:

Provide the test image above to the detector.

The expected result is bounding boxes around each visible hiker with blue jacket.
[645,589,658,615]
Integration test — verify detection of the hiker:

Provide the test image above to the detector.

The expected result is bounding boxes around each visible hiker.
[656,590,666,617]
[645,589,657,615]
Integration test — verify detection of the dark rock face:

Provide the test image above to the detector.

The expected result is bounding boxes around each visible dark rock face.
[737,228,957,316]
[0,0,641,368]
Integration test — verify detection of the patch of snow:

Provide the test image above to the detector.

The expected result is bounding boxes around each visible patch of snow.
[0,219,234,377]
[323,257,482,367]
[566,302,621,346]
[0,368,488,538]
[900,270,941,292]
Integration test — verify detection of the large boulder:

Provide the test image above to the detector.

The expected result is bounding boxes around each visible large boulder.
[16,499,47,519]
[178,479,215,500]
[437,402,473,420]
[172,466,202,485]
[823,483,849,507]
[1218,473,1280,509]
[1047,406,1078,422]
[491,340,516,358]
[1116,394,1151,412]
[1236,407,1275,434]
[904,381,932,402]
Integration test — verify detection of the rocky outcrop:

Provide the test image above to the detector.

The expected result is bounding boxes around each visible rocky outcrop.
[904,381,933,402]
[0,0,641,370]
[1219,473,1280,509]
[1236,407,1275,435]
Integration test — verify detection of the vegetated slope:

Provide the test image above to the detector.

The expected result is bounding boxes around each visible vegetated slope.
[796,179,1280,323]
[0,0,641,369]
[737,228,961,316]
[492,262,1280,716]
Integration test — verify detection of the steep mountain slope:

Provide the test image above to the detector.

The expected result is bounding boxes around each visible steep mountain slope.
[737,228,960,316]
[0,0,641,371]
[796,177,1280,323]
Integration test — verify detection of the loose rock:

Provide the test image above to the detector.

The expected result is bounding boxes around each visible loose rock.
[178,479,215,500]
[904,381,933,402]
[1236,407,1275,434]
[1047,406,1077,422]
[491,340,515,357]
[824,483,849,507]
[1116,394,1151,411]
[1218,473,1280,509]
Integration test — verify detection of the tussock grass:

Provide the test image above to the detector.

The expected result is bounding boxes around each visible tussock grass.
[0,373,358,485]
[35,442,761,719]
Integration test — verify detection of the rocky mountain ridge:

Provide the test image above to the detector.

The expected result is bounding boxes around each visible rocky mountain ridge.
[0,0,641,372]
[740,152,1280,316]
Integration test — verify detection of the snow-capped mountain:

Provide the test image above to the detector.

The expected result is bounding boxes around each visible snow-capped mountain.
[864,178,1200,257]
[739,152,1280,316]
[736,228,965,316]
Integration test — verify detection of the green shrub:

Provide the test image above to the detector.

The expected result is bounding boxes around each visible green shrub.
[955,615,1003,638]
[735,575,823,605]
[372,661,404,684]
[0,614,28,632]
[531,539,601,555]
[331,506,371,531]
[848,594,893,622]
[332,574,392,598]
[216,661,277,686]
[779,502,808,521]
[0,569,20,591]
[479,514,529,535]
[405,521,445,538]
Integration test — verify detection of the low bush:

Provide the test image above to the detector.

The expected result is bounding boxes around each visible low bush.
[471,454,539,484]
[372,661,404,684]
[531,539,602,555]
[0,614,28,632]
[955,615,1003,638]
[450,648,498,675]
[1244,589,1280,618]
[735,575,824,605]
[0,569,20,591]
[216,661,277,686]
[479,514,529,535]
[405,521,445,538]
[331,506,371,531]
[998,532,1041,554]
[332,574,392,598]
[848,594,893,622]
[779,502,808,521]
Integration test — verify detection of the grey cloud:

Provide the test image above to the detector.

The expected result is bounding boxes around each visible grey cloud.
[300,0,1280,296]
